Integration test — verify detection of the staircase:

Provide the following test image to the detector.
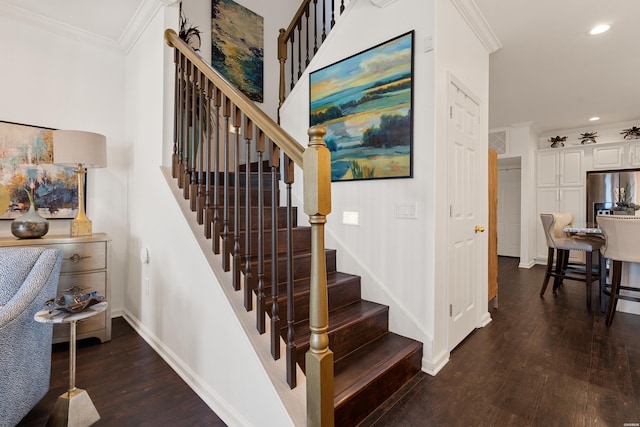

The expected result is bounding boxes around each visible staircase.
[165,11,422,422]
[218,167,422,425]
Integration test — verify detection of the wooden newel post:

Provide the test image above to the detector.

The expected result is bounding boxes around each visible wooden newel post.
[304,126,334,427]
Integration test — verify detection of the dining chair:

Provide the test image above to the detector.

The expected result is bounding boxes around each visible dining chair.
[596,215,640,326]
[539,213,603,309]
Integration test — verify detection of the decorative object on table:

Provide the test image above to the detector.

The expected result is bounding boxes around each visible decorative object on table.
[310,31,414,182]
[579,131,598,144]
[0,121,81,220]
[613,183,640,215]
[53,130,107,237]
[621,126,640,140]
[548,135,567,148]
[211,0,264,102]
[179,3,201,51]
[45,290,106,314]
[10,186,49,238]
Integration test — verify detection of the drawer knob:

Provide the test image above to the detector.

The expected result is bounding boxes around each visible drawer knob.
[67,253,91,263]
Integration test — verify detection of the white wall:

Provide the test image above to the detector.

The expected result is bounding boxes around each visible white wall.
[122,3,302,425]
[279,0,490,373]
[432,0,490,368]
[0,5,128,314]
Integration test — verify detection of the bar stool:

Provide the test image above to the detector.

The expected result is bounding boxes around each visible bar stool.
[540,213,603,309]
[596,215,640,326]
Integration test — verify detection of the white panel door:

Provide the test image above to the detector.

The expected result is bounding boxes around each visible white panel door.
[448,81,482,350]
[497,168,521,257]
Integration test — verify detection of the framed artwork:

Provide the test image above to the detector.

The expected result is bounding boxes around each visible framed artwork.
[211,0,264,102]
[310,31,414,182]
[0,121,80,219]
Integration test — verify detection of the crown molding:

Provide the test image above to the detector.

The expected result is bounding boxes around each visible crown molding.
[119,0,178,54]
[449,0,502,53]
[369,0,399,7]
[0,0,121,52]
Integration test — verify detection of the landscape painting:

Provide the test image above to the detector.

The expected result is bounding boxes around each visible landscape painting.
[0,121,79,219]
[310,31,414,182]
[211,0,264,102]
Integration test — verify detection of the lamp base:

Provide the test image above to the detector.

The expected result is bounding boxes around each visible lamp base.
[71,218,92,237]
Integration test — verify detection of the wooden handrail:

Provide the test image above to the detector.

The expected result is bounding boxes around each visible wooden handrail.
[165,29,305,166]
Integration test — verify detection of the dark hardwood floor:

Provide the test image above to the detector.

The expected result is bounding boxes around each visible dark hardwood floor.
[361,257,640,426]
[18,317,225,427]
[18,257,640,426]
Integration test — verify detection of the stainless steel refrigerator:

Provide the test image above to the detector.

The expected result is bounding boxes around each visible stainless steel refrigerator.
[586,169,640,224]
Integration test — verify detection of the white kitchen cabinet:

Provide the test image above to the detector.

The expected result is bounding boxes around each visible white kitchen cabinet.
[536,149,584,187]
[593,144,625,170]
[628,141,640,167]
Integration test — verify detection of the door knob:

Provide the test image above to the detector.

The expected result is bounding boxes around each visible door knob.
[475,226,485,233]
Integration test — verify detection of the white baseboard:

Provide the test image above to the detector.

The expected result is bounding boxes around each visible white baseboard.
[423,349,449,376]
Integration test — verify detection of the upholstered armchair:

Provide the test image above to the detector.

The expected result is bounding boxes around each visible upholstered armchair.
[0,247,63,427]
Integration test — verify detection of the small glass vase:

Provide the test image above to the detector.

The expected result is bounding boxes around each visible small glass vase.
[11,204,49,239]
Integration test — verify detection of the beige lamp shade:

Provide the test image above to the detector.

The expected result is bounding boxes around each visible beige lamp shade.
[53,130,107,168]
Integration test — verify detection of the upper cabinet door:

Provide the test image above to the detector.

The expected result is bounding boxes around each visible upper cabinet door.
[536,151,559,187]
[629,141,640,167]
[559,149,584,186]
[593,145,625,170]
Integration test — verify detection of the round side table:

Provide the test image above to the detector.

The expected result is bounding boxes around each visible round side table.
[35,301,108,427]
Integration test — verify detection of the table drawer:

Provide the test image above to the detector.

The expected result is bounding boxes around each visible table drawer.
[59,241,107,273]
[58,271,106,295]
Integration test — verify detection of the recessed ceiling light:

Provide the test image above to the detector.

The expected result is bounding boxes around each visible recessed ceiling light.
[589,117,600,121]
[589,24,610,35]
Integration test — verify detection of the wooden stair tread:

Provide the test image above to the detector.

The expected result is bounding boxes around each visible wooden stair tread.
[291,300,387,346]
[333,332,422,405]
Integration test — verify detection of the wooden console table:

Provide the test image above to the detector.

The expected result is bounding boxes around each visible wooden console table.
[0,233,111,343]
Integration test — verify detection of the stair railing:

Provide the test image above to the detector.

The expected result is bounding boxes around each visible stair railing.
[278,0,347,109]
[165,29,334,426]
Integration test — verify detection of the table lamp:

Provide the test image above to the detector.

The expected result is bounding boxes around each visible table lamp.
[53,130,107,237]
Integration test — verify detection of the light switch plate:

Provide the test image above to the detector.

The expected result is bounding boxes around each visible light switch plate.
[396,202,418,219]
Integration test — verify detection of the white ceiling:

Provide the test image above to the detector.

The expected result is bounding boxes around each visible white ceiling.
[3,0,639,135]
[476,0,640,134]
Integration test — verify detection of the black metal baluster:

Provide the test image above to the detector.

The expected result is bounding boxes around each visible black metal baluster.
[212,89,222,253]
[204,80,213,238]
[244,118,254,311]
[305,4,310,66]
[331,0,336,28]
[256,129,266,334]
[232,106,242,291]
[283,155,296,388]
[289,38,295,90]
[340,0,345,14]
[297,20,302,79]
[322,0,327,40]
[185,61,197,200]
[222,96,231,272]
[179,58,191,190]
[172,49,179,178]
[313,0,319,53]
[270,141,281,360]
[194,71,204,216]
